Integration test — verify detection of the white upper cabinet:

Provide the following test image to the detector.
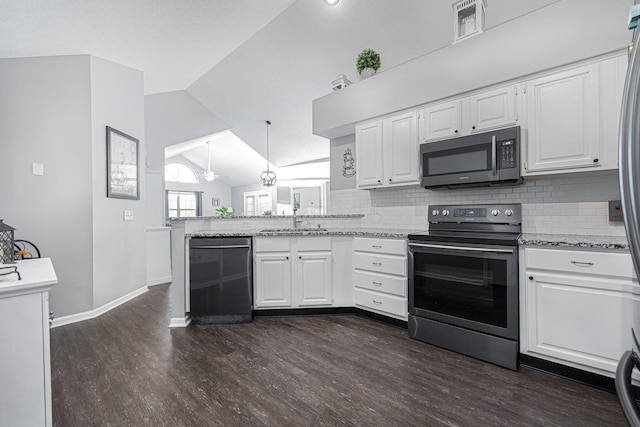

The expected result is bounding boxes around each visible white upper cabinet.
[524,63,600,173]
[383,111,419,185]
[356,110,419,189]
[420,85,517,142]
[465,85,517,134]
[355,120,384,188]
[420,100,461,141]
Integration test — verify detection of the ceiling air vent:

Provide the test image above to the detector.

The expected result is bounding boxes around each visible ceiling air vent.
[453,0,487,44]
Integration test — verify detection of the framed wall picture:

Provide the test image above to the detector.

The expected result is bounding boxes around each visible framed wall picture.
[107,126,140,200]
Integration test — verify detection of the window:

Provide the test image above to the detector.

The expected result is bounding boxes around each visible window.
[167,191,202,218]
[244,191,272,216]
[165,163,198,183]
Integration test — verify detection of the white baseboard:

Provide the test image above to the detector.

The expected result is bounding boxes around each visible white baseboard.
[147,276,171,287]
[51,285,149,328]
[169,316,191,328]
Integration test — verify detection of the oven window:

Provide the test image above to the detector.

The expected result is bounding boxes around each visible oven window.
[412,251,508,328]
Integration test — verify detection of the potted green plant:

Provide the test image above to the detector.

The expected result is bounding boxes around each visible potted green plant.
[215,206,234,217]
[356,48,381,79]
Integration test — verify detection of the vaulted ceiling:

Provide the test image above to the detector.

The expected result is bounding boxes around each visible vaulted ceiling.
[1,0,563,184]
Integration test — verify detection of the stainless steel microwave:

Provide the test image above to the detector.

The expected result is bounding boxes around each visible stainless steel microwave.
[420,126,521,190]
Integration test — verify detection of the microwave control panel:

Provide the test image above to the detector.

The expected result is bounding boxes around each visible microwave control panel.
[498,140,517,169]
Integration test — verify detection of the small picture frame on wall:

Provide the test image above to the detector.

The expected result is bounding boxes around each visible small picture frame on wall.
[212,198,220,207]
[107,126,140,200]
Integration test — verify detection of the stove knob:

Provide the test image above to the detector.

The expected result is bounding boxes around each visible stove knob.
[491,209,501,216]
[442,209,450,216]
[432,209,439,217]
[505,209,514,217]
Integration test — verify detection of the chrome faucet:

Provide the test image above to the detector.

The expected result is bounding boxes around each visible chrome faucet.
[293,207,303,229]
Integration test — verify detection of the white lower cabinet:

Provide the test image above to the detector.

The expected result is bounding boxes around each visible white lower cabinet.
[0,259,57,427]
[353,237,408,320]
[254,237,333,309]
[520,246,637,378]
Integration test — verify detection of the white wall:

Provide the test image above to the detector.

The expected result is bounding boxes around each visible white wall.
[90,56,147,309]
[313,0,631,138]
[0,54,148,318]
[0,55,94,317]
[144,91,229,173]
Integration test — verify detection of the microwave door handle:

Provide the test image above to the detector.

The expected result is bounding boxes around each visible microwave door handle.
[491,135,498,176]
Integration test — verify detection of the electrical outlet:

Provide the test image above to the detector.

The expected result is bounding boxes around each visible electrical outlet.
[32,163,44,176]
[123,210,134,221]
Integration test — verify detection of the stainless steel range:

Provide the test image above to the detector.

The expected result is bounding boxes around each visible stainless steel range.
[408,204,521,370]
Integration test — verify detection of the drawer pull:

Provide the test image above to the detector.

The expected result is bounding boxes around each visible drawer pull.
[372,245,382,249]
[571,261,594,267]
[373,300,383,305]
[372,281,383,286]
[372,262,382,266]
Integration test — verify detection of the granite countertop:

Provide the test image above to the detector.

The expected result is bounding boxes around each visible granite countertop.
[170,214,365,221]
[186,228,414,239]
[518,233,629,250]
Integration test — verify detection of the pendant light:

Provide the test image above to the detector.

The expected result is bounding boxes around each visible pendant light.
[260,120,276,187]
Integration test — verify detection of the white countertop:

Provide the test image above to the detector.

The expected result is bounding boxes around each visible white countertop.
[0,258,58,298]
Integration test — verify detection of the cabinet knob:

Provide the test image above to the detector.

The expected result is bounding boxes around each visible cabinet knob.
[528,276,534,281]
[286,256,289,260]
[388,178,392,182]
[377,180,381,183]
[593,158,599,163]
[454,129,459,133]
[472,125,476,130]
[299,256,302,259]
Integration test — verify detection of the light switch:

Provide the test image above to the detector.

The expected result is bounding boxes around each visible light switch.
[123,210,134,221]
[32,163,44,176]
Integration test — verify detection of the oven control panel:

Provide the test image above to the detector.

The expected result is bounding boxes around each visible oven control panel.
[429,204,521,224]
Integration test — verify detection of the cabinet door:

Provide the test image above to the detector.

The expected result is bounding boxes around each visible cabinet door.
[0,292,48,427]
[254,253,291,308]
[383,112,419,185]
[420,100,461,142]
[523,272,632,375]
[297,252,332,306]
[466,85,516,133]
[355,120,384,188]
[525,64,600,173]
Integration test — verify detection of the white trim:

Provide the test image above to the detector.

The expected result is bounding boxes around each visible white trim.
[169,315,191,328]
[51,285,148,328]
[147,276,172,287]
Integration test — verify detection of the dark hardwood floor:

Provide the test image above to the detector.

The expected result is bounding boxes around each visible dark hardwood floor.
[51,284,627,426]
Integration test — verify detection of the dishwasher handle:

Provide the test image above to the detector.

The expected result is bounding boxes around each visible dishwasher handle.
[191,245,251,249]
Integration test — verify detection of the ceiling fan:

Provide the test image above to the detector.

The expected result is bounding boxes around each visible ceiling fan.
[198,141,226,182]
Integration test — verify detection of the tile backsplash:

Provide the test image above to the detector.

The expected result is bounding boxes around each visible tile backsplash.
[329,170,626,237]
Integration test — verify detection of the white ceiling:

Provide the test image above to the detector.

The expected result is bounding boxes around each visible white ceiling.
[0,0,561,186]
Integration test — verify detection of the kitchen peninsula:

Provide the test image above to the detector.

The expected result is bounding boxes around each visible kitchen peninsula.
[169,214,414,328]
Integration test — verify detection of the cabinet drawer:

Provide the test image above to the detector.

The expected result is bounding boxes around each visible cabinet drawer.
[354,271,407,297]
[354,253,407,276]
[254,238,290,253]
[525,247,635,279]
[354,237,406,255]
[295,237,331,252]
[354,288,407,319]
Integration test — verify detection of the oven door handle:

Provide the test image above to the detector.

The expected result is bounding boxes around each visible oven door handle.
[408,242,514,254]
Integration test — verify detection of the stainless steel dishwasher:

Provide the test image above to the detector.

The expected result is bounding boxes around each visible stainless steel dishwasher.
[188,237,253,324]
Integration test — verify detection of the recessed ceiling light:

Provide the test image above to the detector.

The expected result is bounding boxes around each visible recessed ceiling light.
[325,0,339,5]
